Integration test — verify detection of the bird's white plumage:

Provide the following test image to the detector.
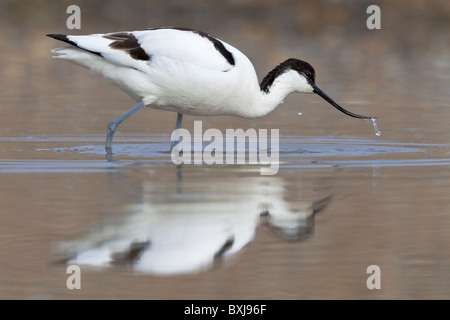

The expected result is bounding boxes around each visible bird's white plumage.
[50,28,287,118]
[135,29,234,72]
[49,27,375,153]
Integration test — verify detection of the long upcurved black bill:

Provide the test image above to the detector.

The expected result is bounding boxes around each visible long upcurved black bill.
[312,84,374,120]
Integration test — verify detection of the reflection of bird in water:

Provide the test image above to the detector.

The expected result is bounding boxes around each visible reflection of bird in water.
[261,195,332,241]
[47,27,375,155]
[55,176,332,275]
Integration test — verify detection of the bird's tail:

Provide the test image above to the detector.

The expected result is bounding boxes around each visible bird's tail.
[47,33,103,63]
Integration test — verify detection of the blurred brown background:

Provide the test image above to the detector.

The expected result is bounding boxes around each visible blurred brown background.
[1,0,449,140]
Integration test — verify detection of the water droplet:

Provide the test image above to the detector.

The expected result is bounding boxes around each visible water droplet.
[298,112,302,116]
[371,117,381,136]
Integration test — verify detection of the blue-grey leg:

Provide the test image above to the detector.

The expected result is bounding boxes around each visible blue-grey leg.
[105,101,145,154]
[170,112,183,151]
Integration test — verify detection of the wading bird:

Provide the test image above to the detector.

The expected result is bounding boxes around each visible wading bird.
[47,27,375,155]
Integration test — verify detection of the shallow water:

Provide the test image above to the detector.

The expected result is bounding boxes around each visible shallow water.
[1,1,450,299]
[1,135,450,299]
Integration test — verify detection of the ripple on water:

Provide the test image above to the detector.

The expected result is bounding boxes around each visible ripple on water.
[0,136,449,172]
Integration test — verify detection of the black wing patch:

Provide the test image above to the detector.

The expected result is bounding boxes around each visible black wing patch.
[190,29,235,67]
[104,32,151,61]
[111,241,151,265]
[149,27,235,67]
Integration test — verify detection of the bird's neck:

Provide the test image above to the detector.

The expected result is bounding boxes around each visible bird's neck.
[246,70,299,118]
[225,60,307,119]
